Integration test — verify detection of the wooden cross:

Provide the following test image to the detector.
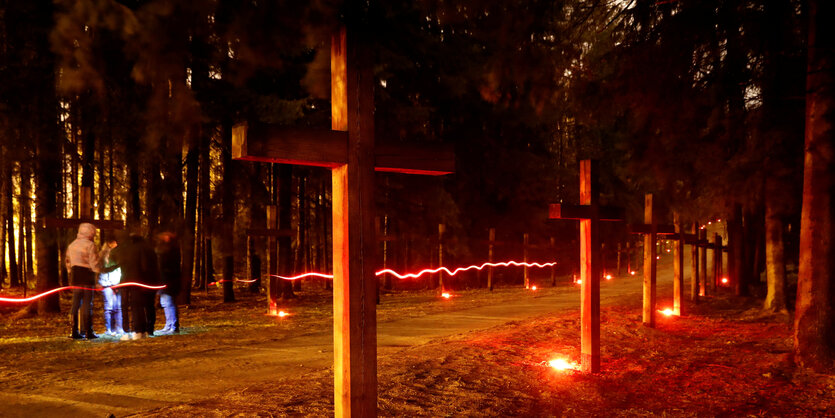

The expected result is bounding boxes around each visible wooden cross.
[245,205,293,313]
[232,26,453,416]
[628,194,675,327]
[43,186,124,231]
[549,160,624,373]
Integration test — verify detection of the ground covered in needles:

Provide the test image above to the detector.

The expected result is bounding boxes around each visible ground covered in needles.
[1,280,833,417]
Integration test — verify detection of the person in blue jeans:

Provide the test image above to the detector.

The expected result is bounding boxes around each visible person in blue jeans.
[98,236,124,336]
[155,230,181,334]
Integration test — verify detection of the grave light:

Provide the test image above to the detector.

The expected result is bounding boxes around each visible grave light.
[531,285,538,291]
[605,274,613,280]
[721,277,729,285]
[548,358,579,371]
[656,256,660,260]
[277,310,290,318]
[708,221,712,225]
[441,292,452,299]
[666,249,671,253]
[659,308,674,316]
[630,271,636,276]
[716,219,721,222]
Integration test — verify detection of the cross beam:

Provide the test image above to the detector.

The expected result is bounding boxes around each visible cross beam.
[232,26,453,416]
[549,160,623,373]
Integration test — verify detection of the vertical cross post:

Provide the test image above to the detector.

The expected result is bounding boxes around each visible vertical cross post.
[487,228,495,291]
[699,228,708,297]
[523,233,530,289]
[550,236,557,286]
[642,194,657,327]
[330,27,377,417]
[579,160,601,372]
[673,214,684,316]
[437,223,445,291]
[714,233,723,289]
[690,222,699,302]
[267,206,279,313]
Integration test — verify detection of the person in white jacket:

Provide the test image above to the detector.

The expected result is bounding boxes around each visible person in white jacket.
[64,223,99,339]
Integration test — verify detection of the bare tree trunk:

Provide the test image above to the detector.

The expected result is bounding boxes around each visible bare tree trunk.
[180,132,199,305]
[6,162,18,288]
[220,122,235,303]
[278,165,294,299]
[764,189,788,313]
[0,147,6,287]
[21,160,33,290]
[795,0,835,372]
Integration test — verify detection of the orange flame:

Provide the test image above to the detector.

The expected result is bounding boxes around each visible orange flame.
[441,292,452,299]
[548,358,579,371]
[659,308,674,316]
[530,285,538,291]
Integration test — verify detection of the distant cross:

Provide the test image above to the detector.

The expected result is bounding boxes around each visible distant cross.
[232,26,454,416]
[549,160,624,373]
[628,194,675,327]
[245,205,293,313]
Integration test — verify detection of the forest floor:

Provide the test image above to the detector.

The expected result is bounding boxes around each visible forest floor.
[0,261,833,417]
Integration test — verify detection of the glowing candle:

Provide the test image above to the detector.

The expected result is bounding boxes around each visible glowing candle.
[531,285,538,291]
[605,274,612,280]
[441,292,451,299]
[277,310,289,318]
[660,308,674,316]
[548,358,579,371]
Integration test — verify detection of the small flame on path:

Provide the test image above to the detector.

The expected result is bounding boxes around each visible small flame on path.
[659,308,674,316]
[530,285,537,291]
[605,274,612,280]
[630,271,636,276]
[441,292,452,299]
[277,310,289,318]
[548,358,579,371]
[721,277,729,284]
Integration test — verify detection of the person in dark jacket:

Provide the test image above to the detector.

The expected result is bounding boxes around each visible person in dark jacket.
[155,230,181,334]
[111,228,160,340]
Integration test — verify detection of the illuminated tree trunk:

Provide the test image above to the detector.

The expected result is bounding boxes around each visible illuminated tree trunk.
[248,163,264,294]
[795,0,835,371]
[221,122,235,303]
[278,165,294,299]
[180,133,198,304]
[0,147,6,285]
[6,163,18,288]
[764,195,788,313]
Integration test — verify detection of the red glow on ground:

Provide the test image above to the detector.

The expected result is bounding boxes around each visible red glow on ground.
[630,271,636,276]
[721,277,729,284]
[659,308,674,316]
[656,256,660,260]
[441,292,452,299]
[666,249,671,253]
[605,274,613,280]
[0,283,167,304]
[530,285,537,291]
[575,279,582,285]
[277,310,289,318]
[209,278,258,286]
[548,358,579,371]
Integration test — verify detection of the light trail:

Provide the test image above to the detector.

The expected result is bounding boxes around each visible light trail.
[270,272,335,281]
[0,283,167,304]
[271,260,557,281]
[208,278,259,286]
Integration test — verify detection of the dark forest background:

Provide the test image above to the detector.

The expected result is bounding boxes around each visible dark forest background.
[0,0,809,316]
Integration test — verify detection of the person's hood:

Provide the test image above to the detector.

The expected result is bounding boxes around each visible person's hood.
[77,223,97,240]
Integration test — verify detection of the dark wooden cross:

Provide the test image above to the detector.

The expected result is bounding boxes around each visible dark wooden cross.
[549,160,624,373]
[232,26,454,416]
[245,205,293,313]
[628,194,676,327]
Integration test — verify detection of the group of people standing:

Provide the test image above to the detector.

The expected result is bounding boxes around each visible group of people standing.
[64,223,182,340]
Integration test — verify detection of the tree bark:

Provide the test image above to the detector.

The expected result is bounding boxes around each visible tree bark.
[221,122,235,303]
[764,186,788,313]
[278,165,294,299]
[794,0,835,372]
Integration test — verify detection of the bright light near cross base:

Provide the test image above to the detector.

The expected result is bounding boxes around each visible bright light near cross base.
[277,310,289,318]
[530,285,538,291]
[441,292,452,299]
[605,274,612,280]
[548,358,579,371]
[660,308,674,316]
[721,277,729,284]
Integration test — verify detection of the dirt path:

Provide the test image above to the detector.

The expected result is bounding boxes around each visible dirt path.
[0,262,677,417]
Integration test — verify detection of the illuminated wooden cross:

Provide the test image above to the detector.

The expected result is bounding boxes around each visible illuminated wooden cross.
[232,27,454,416]
[549,160,624,373]
[628,194,677,326]
[245,205,293,313]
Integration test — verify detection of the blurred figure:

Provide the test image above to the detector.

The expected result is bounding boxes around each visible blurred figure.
[155,230,181,334]
[98,235,124,336]
[112,227,160,340]
[65,223,99,340]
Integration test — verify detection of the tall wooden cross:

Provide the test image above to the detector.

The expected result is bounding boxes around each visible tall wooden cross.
[232,26,454,416]
[549,160,623,373]
[628,194,675,327]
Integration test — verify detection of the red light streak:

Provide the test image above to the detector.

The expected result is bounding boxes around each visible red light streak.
[0,283,167,304]
[208,278,258,286]
[272,260,557,282]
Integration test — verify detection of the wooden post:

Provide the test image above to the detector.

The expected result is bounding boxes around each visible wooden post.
[642,194,657,328]
[673,214,684,316]
[699,228,708,297]
[579,160,601,372]
[690,222,700,302]
[437,223,445,292]
[714,233,722,289]
[523,233,530,289]
[616,242,622,276]
[267,205,279,314]
[550,236,556,286]
[488,228,495,291]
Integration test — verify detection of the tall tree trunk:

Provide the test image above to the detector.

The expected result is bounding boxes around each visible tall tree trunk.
[764,182,788,312]
[278,165,294,299]
[220,122,235,303]
[21,159,33,289]
[180,131,199,305]
[0,147,6,287]
[795,0,835,372]
[6,162,18,288]
[248,163,264,294]
[293,171,306,292]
